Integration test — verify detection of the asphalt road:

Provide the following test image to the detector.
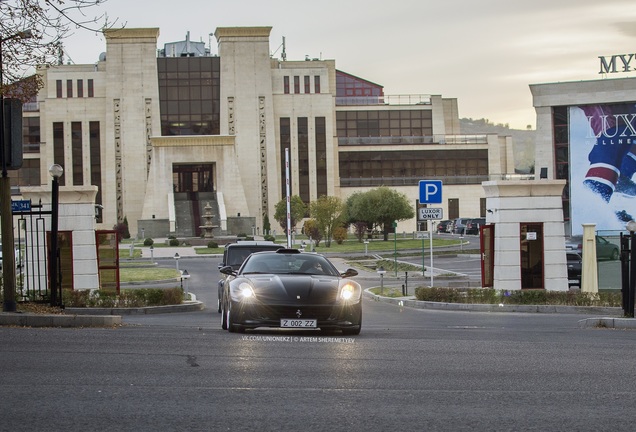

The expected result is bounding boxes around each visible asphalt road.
[1,255,635,431]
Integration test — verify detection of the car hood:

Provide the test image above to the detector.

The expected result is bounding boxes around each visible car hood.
[242,274,341,304]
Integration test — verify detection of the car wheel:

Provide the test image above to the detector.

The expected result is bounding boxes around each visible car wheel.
[227,301,244,333]
[611,249,619,260]
[221,296,228,330]
[341,306,362,336]
[217,297,222,313]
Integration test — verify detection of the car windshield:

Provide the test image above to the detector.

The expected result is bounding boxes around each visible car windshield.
[241,253,339,276]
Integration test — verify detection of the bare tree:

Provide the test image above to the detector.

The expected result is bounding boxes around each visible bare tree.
[1,0,120,99]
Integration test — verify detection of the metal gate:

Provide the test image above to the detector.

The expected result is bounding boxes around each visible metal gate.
[13,200,56,303]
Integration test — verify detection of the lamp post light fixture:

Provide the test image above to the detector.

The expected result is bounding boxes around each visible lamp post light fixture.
[1,29,34,312]
[377,265,386,296]
[174,252,180,273]
[48,164,63,307]
[181,269,190,300]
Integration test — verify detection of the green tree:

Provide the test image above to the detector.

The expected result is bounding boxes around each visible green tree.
[346,187,414,241]
[309,195,344,247]
[345,192,374,241]
[274,195,307,233]
[263,214,271,236]
[303,219,322,247]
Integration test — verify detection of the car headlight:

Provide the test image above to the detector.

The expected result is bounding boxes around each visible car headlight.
[238,282,255,299]
[340,283,356,301]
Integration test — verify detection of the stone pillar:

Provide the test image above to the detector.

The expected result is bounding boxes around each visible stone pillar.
[581,223,599,294]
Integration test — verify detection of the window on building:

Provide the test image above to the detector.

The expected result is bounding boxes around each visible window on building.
[316,117,327,198]
[53,122,65,186]
[304,76,310,94]
[67,79,73,98]
[338,149,488,187]
[314,75,321,94]
[90,121,102,222]
[22,117,40,153]
[336,110,432,138]
[283,76,290,94]
[77,79,83,98]
[298,117,309,207]
[280,118,291,198]
[157,56,220,136]
[293,76,300,94]
[56,80,62,98]
[71,122,83,185]
[9,159,40,187]
[88,79,94,97]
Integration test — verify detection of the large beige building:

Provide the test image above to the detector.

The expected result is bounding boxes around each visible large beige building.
[16,26,516,239]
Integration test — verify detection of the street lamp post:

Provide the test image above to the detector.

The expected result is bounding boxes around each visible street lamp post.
[174,253,180,273]
[48,164,63,307]
[181,269,190,300]
[1,29,33,312]
[377,265,386,296]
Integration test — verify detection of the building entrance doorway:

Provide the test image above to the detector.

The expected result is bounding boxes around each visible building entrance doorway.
[520,223,544,289]
[172,163,218,237]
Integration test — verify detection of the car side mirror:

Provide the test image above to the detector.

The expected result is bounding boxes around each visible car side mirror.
[341,268,358,278]
[219,265,236,276]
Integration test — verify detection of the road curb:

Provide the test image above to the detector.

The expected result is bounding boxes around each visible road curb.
[0,313,121,328]
[363,289,627,319]
[0,301,204,327]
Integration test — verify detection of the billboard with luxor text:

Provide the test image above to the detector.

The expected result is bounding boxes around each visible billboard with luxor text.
[569,103,636,236]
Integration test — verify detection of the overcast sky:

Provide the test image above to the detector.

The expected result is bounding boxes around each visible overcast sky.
[62,0,636,130]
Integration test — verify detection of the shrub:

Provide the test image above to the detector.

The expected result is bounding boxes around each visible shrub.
[333,226,348,244]
[207,241,218,249]
[169,238,179,246]
[112,222,128,242]
[62,288,183,307]
[143,237,154,246]
[413,286,622,307]
[168,235,177,240]
[264,234,276,242]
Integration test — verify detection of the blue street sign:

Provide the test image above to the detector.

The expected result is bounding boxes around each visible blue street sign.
[419,180,443,204]
[11,199,31,212]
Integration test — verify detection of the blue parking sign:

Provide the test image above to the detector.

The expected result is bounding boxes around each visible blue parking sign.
[419,180,443,204]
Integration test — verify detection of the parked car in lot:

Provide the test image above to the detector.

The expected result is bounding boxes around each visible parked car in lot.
[216,240,284,312]
[452,217,472,234]
[565,235,619,260]
[465,218,486,235]
[219,248,362,335]
[436,220,452,233]
[566,252,582,287]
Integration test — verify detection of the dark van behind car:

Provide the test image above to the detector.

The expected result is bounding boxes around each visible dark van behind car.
[217,241,284,312]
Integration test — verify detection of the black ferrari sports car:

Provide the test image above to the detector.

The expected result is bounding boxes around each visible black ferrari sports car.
[219,249,362,335]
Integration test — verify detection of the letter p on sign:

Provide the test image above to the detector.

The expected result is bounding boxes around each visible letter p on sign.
[419,180,443,204]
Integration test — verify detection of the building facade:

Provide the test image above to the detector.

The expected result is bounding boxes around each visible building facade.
[531,76,636,236]
[16,26,516,239]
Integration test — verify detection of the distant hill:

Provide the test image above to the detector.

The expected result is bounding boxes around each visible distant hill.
[460,118,535,174]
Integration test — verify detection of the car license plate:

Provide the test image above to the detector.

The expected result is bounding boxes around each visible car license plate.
[280,318,317,328]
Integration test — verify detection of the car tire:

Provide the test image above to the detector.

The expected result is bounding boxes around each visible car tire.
[221,297,228,330]
[227,301,244,333]
[341,306,362,336]
[611,249,619,260]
